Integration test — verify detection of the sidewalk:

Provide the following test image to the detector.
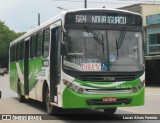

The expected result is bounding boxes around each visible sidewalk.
[145,86,160,90]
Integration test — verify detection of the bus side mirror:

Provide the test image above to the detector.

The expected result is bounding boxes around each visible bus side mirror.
[0,91,1,99]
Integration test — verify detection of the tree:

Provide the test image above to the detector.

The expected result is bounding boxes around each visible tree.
[0,20,25,68]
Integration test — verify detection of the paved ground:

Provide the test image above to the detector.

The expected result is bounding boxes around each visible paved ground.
[0,74,160,122]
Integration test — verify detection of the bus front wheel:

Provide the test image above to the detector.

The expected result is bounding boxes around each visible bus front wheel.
[103,107,117,114]
[45,88,58,114]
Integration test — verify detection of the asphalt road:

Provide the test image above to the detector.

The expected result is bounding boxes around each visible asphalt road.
[0,74,160,122]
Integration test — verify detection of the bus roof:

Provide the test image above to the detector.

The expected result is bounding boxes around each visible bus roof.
[65,8,141,16]
[10,8,141,46]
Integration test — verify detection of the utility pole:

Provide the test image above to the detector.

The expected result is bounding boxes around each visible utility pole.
[85,0,87,8]
[38,13,40,26]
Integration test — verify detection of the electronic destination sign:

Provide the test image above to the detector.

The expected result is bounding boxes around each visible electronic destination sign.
[75,15,127,24]
[65,11,142,26]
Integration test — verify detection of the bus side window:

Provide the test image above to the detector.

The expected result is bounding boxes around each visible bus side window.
[29,38,32,58]
[10,46,13,62]
[17,43,21,61]
[12,46,14,62]
[16,44,18,61]
[20,41,24,60]
[30,35,36,58]
[14,45,17,62]
[43,29,50,57]
[37,31,43,57]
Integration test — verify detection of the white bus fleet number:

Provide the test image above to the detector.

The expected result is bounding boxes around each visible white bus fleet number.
[76,15,86,23]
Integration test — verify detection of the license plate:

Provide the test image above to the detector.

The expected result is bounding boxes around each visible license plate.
[103,97,116,103]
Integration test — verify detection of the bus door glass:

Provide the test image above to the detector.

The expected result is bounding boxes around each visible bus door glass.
[50,26,61,103]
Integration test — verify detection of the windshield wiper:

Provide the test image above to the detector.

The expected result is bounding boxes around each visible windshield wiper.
[115,28,126,59]
[84,26,104,54]
[84,26,103,45]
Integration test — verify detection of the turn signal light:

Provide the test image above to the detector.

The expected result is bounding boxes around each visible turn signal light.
[132,81,144,93]
[63,79,69,85]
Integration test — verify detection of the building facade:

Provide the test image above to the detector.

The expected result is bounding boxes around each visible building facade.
[146,14,160,55]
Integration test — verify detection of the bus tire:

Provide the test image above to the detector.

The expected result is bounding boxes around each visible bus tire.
[17,82,25,103]
[103,107,117,114]
[45,87,58,114]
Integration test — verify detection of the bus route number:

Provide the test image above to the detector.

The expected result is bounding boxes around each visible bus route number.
[76,15,87,23]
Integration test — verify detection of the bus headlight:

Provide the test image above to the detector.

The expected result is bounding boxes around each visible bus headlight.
[132,81,145,93]
[76,88,84,94]
[63,79,84,94]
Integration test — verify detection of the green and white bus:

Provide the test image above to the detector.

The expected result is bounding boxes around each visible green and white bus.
[9,8,145,114]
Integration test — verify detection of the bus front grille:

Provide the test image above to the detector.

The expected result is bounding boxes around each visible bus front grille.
[77,74,137,82]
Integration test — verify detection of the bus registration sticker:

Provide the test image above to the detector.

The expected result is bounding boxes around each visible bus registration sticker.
[103,97,117,103]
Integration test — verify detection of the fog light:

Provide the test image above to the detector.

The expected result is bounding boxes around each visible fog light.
[132,81,144,93]
[137,84,141,90]
[67,83,73,88]
[140,81,144,87]
[76,88,84,94]
[132,87,137,93]
[71,85,78,91]
[63,80,84,94]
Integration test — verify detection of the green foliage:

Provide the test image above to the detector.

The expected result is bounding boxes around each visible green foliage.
[0,20,25,68]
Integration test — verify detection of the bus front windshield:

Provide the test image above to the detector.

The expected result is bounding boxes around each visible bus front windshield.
[63,29,144,72]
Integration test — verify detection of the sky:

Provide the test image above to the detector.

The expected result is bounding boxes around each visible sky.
[0,0,159,32]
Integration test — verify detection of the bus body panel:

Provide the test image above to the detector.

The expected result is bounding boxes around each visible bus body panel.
[28,58,46,100]
[10,61,25,95]
[10,63,19,92]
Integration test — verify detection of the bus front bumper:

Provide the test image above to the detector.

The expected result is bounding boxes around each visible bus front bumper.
[62,87,144,109]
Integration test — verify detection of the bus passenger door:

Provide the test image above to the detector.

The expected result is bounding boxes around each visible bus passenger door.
[50,26,61,103]
[24,39,29,97]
